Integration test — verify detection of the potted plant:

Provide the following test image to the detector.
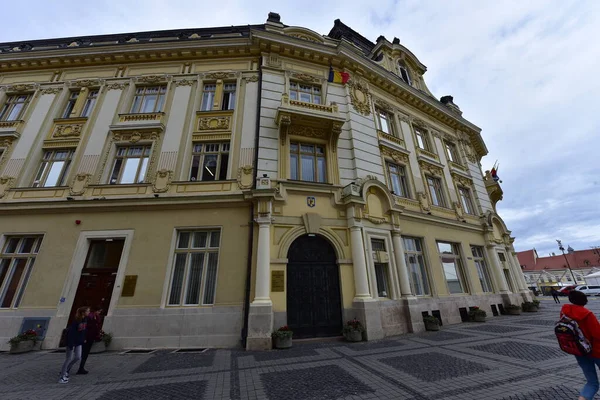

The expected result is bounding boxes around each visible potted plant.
[423,315,440,331]
[342,319,365,341]
[505,304,521,315]
[272,326,293,349]
[522,301,538,312]
[468,306,487,322]
[91,330,112,353]
[532,299,540,309]
[8,329,38,354]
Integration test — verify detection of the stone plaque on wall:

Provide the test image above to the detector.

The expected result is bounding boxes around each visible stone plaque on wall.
[121,275,138,297]
[271,271,284,292]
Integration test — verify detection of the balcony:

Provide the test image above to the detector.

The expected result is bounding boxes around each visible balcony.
[449,161,468,173]
[377,130,405,149]
[416,148,439,162]
[484,170,503,210]
[111,112,165,133]
[43,117,88,147]
[0,120,24,135]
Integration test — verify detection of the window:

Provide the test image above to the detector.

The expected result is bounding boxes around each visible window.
[375,108,395,136]
[437,242,467,294]
[189,142,229,182]
[426,175,446,207]
[414,128,431,151]
[130,86,167,113]
[289,82,321,104]
[168,230,221,305]
[444,140,460,163]
[109,146,151,184]
[387,163,410,198]
[62,91,79,118]
[32,149,74,187]
[290,142,326,183]
[403,237,430,296]
[471,246,493,293]
[200,84,216,111]
[398,63,411,85]
[80,90,99,118]
[371,239,389,297]
[0,95,30,121]
[221,83,236,110]
[458,186,475,215]
[0,236,42,308]
[497,252,506,262]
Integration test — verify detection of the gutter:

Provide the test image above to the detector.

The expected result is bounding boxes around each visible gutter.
[241,55,262,348]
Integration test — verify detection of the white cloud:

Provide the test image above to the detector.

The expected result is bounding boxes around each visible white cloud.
[1,1,598,254]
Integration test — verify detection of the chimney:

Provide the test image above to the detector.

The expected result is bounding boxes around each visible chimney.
[392,37,400,45]
[266,12,284,29]
[440,95,462,116]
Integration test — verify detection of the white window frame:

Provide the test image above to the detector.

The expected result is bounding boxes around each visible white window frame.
[130,85,167,113]
[387,162,410,198]
[32,149,74,188]
[0,235,43,309]
[289,141,327,183]
[471,245,493,293]
[108,145,152,185]
[0,94,31,121]
[200,83,216,111]
[402,236,431,296]
[444,140,460,164]
[80,89,99,118]
[289,81,322,104]
[414,127,431,151]
[426,175,447,207]
[189,142,230,182]
[221,83,236,110]
[437,241,468,294]
[458,186,475,215]
[375,108,395,136]
[370,238,390,298]
[164,229,222,307]
[398,62,411,85]
[62,91,80,119]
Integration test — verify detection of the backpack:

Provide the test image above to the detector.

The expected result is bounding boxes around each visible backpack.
[555,314,592,356]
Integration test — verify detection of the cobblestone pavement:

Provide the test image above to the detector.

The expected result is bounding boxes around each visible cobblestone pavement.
[2,298,599,399]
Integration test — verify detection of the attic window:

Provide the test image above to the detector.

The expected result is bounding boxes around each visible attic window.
[398,63,411,85]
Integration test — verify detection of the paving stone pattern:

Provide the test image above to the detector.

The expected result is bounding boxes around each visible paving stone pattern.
[2,298,600,399]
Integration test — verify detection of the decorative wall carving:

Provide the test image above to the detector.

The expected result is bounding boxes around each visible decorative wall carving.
[71,79,103,88]
[0,176,15,198]
[4,83,38,93]
[287,33,321,43]
[244,75,259,82]
[136,74,170,83]
[418,160,443,176]
[431,130,444,140]
[374,98,394,113]
[347,80,371,116]
[69,173,91,196]
[266,53,282,68]
[40,87,63,95]
[53,123,83,138]
[453,201,466,222]
[198,116,230,131]
[288,125,326,138]
[237,165,254,190]
[380,145,409,164]
[205,72,233,80]
[152,169,172,193]
[291,73,320,83]
[106,82,128,91]
[451,172,473,187]
[417,191,431,213]
[113,131,159,143]
[174,79,195,87]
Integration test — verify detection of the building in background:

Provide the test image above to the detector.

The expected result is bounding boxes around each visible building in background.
[518,248,600,293]
[0,12,530,351]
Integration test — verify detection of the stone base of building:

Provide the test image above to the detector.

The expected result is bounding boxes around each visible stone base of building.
[351,299,384,340]
[245,303,273,351]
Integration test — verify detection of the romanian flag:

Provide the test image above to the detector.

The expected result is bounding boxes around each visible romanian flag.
[328,67,350,84]
[490,161,500,182]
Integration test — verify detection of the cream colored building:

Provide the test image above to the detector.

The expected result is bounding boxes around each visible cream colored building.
[0,13,530,351]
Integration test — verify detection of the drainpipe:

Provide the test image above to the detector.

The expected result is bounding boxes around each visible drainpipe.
[241,56,262,348]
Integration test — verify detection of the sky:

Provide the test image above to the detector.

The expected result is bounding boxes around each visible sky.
[1,1,598,256]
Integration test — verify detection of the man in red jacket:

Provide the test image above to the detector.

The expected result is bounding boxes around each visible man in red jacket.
[561,290,600,400]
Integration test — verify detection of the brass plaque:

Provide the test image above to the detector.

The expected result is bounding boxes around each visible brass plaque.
[271,271,285,292]
[121,275,138,297]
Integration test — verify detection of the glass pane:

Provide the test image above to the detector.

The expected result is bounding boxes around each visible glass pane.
[1,258,27,308]
[299,92,311,102]
[120,158,140,184]
[140,94,157,113]
[209,231,220,248]
[7,103,24,120]
[110,159,123,184]
[190,155,200,181]
[290,154,298,180]
[300,144,314,153]
[219,153,229,180]
[185,253,204,305]
[442,259,463,294]
[402,237,415,252]
[130,95,142,113]
[203,252,219,304]
[14,259,34,307]
[390,174,401,196]
[317,157,326,183]
[34,238,42,253]
[178,232,190,249]
[18,238,35,254]
[380,114,390,133]
[137,158,149,183]
[156,94,165,112]
[201,92,214,111]
[290,142,298,152]
[289,91,297,101]
[375,264,388,297]
[168,254,187,305]
[5,238,20,253]
[0,259,10,287]
[41,162,62,187]
[201,154,218,181]
[312,94,321,104]
[437,242,452,254]
[192,232,207,248]
[301,155,314,182]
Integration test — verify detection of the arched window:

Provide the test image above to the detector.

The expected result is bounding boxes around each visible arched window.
[398,62,411,85]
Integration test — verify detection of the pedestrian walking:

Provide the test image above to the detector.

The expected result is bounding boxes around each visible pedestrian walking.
[59,306,89,384]
[551,288,561,303]
[560,290,600,400]
[77,307,102,375]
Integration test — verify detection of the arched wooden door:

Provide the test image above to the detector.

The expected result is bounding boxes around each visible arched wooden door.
[286,235,342,338]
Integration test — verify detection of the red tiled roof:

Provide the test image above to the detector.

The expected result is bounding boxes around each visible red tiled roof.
[517,249,600,271]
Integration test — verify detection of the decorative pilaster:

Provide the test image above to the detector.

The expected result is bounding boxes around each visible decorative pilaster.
[350,226,371,300]
[253,216,272,304]
[486,245,509,294]
[391,231,413,297]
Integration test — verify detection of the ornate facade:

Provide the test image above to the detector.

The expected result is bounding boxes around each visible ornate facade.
[0,13,530,351]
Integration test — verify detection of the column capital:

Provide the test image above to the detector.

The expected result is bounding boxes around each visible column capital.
[255,215,273,225]
[391,229,402,237]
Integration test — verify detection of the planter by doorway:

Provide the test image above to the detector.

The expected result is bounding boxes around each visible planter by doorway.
[507,309,521,315]
[473,315,486,322]
[273,336,292,349]
[9,340,35,354]
[424,318,440,331]
[90,341,107,354]
[344,330,363,342]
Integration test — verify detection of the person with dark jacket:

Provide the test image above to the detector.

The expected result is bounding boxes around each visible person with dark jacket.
[77,308,102,374]
[561,290,600,400]
[59,307,89,384]
[551,288,561,303]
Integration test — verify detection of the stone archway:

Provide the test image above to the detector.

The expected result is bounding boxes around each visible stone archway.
[286,234,343,338]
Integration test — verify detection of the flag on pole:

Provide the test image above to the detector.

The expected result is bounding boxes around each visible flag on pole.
[328,66,350,84]
[490,161,500,182]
